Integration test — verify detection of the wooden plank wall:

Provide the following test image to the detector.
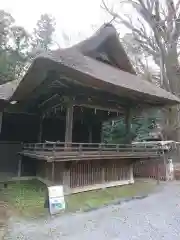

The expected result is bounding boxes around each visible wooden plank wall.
[133,159,166,180]
[69,159,132,188]
[105,160,131,182]
[37,159,133,190]
[54,162,64,184]
[70,160,102,188]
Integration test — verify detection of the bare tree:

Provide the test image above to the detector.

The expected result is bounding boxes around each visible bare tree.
[102,0,180,141]
[122,33,160,85]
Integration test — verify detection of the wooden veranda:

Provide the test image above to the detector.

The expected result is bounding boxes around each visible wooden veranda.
[17,141,167,193]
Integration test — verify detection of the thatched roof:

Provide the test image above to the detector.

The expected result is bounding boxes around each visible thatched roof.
[0,80,19,109]
[9,49,180,106]
[0,24,180,111]
[0,80,18,100]
[69,24,136,74]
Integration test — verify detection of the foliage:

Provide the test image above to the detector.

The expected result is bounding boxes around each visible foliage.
[122,33,160,86]
[102,110,161,144]
[31,14,55,55]
[0,10,14,49]
[0,11,55,83]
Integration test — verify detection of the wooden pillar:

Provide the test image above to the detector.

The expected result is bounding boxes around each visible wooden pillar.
[100,123,103,143]
[17,156,22,177]
[156,160,160,185]
[51,161,55,182]
[125,108,132,143]
[163,155,168,181]
[0,112,3,134]
[101,160,105,184]
[129,163,134,184]
[63,162,71,194]
[38,116,43,142]
[88,125,92,143]
[65,102,74,144]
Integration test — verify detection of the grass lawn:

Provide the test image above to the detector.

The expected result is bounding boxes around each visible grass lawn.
[0,180,156,218]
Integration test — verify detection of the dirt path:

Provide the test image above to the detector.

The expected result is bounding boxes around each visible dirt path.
[4,182,180,240]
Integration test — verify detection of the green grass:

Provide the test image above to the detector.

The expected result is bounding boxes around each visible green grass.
[1,180,156,218]
[1,180,47,217]
[66,181,155,212]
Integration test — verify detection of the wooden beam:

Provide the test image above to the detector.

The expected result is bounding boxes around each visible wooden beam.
[74,102,123,113]
[65,101,74,143]
[4,111,37,116]
[38,94,59,108]
[40,94,125,114]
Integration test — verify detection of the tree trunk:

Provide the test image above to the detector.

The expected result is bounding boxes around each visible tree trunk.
[161,46,180,141]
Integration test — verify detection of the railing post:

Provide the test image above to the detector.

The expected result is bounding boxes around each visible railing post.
[79,143,82,155]
[132,144,134,153]
[42,143,45,151]
[53,143,56,156]
[34,143,37,151]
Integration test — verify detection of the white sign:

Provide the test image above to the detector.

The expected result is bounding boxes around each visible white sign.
[48,185,65,215]
[48,186,64,198]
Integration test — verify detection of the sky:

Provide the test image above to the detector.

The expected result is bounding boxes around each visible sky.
[1,0,157,69]
[1,0,132,47]
[1,0,113,47]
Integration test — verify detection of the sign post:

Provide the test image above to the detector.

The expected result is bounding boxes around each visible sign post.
[47,185,65,215]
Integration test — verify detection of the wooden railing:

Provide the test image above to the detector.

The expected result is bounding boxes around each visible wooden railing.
[21,142,168,161]
[23,142,164,154]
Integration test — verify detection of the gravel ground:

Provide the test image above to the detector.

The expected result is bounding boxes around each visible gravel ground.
[4,182,180,240]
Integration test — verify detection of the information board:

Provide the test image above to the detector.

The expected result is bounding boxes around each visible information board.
[48,185,65,215]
